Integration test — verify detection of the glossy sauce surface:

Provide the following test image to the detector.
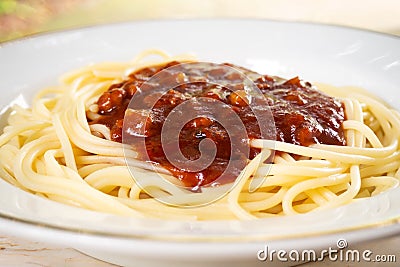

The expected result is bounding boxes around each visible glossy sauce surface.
[90,61,346,188]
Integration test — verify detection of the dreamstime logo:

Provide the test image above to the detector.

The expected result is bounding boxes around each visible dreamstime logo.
[122,62,276,207]
[257,238,397,263]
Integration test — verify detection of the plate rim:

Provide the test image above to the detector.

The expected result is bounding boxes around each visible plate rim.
[1,17,399,48]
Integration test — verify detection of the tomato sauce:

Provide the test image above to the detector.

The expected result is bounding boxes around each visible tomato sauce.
[90,61,346,188]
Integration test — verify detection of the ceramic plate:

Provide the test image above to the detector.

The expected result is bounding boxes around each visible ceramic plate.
[0,19,399,266]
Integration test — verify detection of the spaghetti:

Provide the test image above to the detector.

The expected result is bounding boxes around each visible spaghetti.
[0,50,399,220]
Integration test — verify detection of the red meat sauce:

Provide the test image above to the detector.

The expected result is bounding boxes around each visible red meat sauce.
[89,61,346,188]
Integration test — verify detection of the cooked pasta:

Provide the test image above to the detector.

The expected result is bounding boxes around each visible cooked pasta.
[0,50,399,220]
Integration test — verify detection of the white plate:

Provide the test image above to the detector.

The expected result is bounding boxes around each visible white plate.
[0,19,399,266]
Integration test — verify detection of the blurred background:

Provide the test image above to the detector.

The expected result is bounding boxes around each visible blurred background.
[1,0,400,42]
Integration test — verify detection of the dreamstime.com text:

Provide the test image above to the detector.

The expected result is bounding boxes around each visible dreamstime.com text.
[257,239,396,263]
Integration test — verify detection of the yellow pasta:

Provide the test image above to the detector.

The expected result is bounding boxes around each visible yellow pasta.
[0,50,399,220]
